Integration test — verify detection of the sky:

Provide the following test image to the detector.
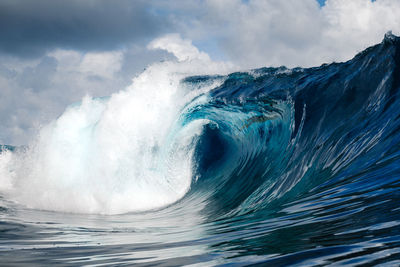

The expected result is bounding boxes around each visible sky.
[0,0,399,145]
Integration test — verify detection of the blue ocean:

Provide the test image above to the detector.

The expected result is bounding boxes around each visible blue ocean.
[1,33,400,266]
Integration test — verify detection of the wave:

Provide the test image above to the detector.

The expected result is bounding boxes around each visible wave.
[1,33,400,219]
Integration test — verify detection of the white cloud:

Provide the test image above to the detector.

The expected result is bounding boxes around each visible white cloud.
[80,51,123,79]
[320,0,400,61]
[163,0,400,68]
[0,0,399,145]
[148,33,235,75]
[148,33,211,62]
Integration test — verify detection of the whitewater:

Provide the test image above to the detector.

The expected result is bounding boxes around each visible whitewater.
[1,33,400,265]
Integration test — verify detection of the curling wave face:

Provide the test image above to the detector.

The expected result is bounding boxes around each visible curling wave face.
[0,58,229,214]
[1,34,400,265]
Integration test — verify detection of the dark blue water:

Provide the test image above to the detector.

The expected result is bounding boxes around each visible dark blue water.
[1,33,400,266]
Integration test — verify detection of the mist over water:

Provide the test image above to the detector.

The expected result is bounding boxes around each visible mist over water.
[1,34,400,266]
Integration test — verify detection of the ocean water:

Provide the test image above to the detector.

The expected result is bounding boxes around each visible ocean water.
[1,33,400,266]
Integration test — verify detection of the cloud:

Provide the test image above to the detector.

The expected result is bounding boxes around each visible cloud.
[0,0,168,57]
[148,33,211,62]
[79,51,123,79]
[0,0,399,145]
[320,0,400,60]
[148,33,234,74]
[2,0,398,66]
[17,56,58,91]
[159,0,400,68]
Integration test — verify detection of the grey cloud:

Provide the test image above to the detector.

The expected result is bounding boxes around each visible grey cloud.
[18,56,58,91]
[2,0,400,146]
[0,64,16,79]
[0,0,169,57]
